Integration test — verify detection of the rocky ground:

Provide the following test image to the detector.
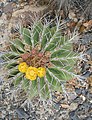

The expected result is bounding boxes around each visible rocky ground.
[0,0,92,120]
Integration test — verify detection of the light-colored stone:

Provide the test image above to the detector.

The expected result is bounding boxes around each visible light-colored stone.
[80,95,86,101]
[69,103,78,111]
[61,104,70,109]
[69,11,76,19]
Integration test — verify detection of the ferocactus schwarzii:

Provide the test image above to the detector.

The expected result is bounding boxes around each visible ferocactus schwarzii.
[2,20,79,99]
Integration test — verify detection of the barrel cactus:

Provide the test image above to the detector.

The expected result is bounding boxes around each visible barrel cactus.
[2,19,80,99]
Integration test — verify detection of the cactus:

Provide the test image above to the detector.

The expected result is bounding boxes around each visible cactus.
[1,19,80,99]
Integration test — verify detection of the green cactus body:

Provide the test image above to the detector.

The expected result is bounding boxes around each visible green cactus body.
[2,20,79,99]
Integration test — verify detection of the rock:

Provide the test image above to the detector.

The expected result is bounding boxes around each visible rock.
[67,92,78,101]
[84,117,92,120]
[69,11,76,19]
[83,20,92,28]
[61,104,70,109]
[81,88,88,96]
[83,71,91,78]
[69,103,78,111]
[89,87,92,94]
[0,2,4,7]
[3,3,13,14]
[75,88,82,95]
[0,10,3,17]
[87,76,92,87]
[87,92,92,100]
[69,111,80,120]
[15,108,29,119]
[58,111,69,120]
[53,103,61,110]
[7,0,18,3]
[80,95,86,101]
[74,96,85,105]
[89,100,92,103]
[68,11,78,22]
[77,102,91,114]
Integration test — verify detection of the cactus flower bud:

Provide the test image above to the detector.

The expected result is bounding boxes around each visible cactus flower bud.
[45,51,51,58]
[21,53,30,61]
[38,52,43,57]
[31,49,37,55]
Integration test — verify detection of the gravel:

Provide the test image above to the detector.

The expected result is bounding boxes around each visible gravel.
[0,0,92,119]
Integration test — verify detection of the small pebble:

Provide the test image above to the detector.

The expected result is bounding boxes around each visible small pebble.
[81,88,88,96]
[0,2,4,7]
[68,11,76,19]
[7,0,18,3]
[3,3,13,14]
[69,103,78,111]
[80,95,86,101]
[75,88,82,95]
[0,11,2,17]
[69,111,80,120]
[89,100,92,103]
[61,104,70,109]
[67,92,78,101]
[84,117,92,120]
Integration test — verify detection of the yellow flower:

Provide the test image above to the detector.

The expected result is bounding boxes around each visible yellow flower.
[26,66,38,80]
[37,67,46,78]
[18,62,28,73]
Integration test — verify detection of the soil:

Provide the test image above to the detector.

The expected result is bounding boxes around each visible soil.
[0,0,92,119]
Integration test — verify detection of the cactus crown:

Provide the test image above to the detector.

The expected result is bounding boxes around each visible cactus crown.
[2,19,79,99]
